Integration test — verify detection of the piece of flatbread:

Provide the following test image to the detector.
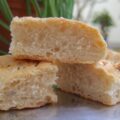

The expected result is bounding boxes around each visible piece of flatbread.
[0,55,58,110]
[9,17,106,64]
[57,50,120,105]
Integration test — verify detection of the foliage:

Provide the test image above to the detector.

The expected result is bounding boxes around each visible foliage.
[92,10,114,27]
[0,50,7,55]
[0,0,74,55]
[92,10,114,41]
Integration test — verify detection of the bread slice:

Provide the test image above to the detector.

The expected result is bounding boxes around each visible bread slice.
[57,50,120,105]
[9,17,107,64]
[0,55,58,110]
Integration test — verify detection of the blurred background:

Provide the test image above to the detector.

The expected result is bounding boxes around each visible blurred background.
[0,0,120,55]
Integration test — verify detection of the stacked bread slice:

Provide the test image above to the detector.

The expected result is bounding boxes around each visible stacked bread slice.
[1,16,119,110]
[57,50,120,105]
[9,17,106,64]
[0,55,58,110]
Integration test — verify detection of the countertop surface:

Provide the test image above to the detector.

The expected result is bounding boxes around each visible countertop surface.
[0,91,120,120]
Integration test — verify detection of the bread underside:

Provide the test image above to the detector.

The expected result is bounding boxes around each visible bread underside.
[0,56,58,110]
[10,17,106,64]
[57,50,120,105]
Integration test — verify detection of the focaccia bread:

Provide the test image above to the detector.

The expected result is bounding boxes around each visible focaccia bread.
[57,50,120,105]
[0,55,58,110]
[9,17,106,64]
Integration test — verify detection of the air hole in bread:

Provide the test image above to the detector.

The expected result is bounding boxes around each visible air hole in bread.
[0,100,3,103]
[100,60,107,66]
[46,96,51,102]
[99,95,101,98]
[46,52,52,57]
[35,63,39,67]
[7,65,11,67]
[17,67,20,70]
[52,47,60,52]
[115,63,120,71]
[115,90,120,98]
[11,81,20,87]
[72,86,76,91]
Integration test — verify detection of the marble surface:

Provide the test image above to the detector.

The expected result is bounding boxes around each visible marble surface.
[0,91,120,120]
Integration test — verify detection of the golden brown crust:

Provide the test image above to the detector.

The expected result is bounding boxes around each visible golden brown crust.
[12,102,47,110]
[59,87,114,106]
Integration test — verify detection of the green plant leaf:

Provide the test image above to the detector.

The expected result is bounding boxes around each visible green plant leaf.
[26,0,32,15]
[42,0,48,17]
[52,85,59,90]
[0,0,13,22]
[56,0,63,17]
[56,0,74,19]
[92,10,114,27]
[61,0,67,18]
[31,0,41,17]
[47,1,53,17]
[0,20,10,31]
[0,50,7,55]
[65,0,74,19]
[48,0,58,17]
[0,35,10,45]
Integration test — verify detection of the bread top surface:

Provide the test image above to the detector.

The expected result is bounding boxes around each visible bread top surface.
[11,16,106,46]
[0,55,58,84]
[58,49,120,82]
[11,17,102,34]
[10,17,107,56]
[105,49,120,62]
[93,50,120,81]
